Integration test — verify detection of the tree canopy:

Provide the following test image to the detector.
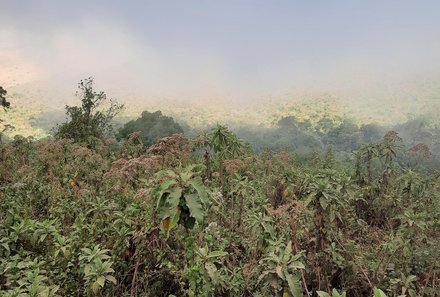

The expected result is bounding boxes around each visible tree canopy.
[117,110,183,147]
[55,78,124,143]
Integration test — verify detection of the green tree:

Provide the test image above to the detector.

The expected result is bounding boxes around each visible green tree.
[0,86,10,110]
[0,86,12,143]
[210,124,243,160]
[208,124,245,189]
[117,110,183,147]
[55,77,124,143]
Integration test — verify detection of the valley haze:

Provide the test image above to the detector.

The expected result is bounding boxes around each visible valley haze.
[1,1,440,137]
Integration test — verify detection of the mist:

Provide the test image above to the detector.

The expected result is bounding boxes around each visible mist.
[1,0,440,108]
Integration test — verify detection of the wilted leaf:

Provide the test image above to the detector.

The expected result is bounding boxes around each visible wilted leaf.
[106,275,117,284]
[96,276,106,287]
[92,281,101,294]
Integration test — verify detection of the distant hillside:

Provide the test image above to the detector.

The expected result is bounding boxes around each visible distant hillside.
[2,77,440,139]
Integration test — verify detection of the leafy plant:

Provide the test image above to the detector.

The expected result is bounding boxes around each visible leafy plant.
[79,245,116,295]
[258,240,305,297]
[182,242,231,297]
[154,164,210,234]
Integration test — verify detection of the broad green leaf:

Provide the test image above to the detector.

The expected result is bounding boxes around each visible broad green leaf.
[158,188,182,221]
[188,179,208,204]
[169,208,181,232]
[157,192,169,212]
[184,193,204,223]
[168,188,182,208]
[154,180,177,204]
[373,288,388,297]
[285,273,303,297]
[317,292,331,297]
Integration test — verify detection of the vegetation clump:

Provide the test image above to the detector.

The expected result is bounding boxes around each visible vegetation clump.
[0,81,439,297]
[117,110,183,148]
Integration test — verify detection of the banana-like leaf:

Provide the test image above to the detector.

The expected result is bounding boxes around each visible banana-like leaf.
[158,188,182,220]
[158,188,182,234]
[188,179,209,205]
[184,193,204,223]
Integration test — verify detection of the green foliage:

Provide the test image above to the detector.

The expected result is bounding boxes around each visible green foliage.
[55,77,124,143]
[258,241,304,297]
[317,288,347,297]
[1,85,13,142]
[0,85,10,110]
[210,124,245,159]
[80,245,116,295]
[154,164,210,234]
[117,110,183,147]
[1,123,439,296]
[373,288,388,297]
[182,240,231,297]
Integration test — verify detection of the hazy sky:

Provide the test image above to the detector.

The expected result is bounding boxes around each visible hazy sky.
[1,1,440,101]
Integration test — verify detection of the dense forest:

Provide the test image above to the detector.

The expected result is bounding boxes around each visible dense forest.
[0,80,439,297]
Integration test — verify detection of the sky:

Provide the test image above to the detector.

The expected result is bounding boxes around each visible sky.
[1,1,440,102]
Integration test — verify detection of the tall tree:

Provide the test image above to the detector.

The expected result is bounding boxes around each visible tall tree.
[56,78,124,143]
